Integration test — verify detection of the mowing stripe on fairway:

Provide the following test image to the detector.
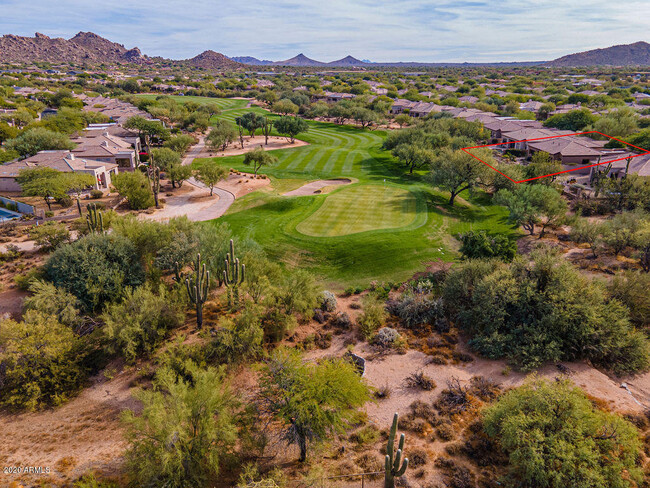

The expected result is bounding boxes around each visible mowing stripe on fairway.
[296,185,418,237]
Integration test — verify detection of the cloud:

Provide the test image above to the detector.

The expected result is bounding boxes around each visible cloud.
[0,0,649,61]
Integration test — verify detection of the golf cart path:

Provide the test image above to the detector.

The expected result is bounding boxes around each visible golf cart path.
[283,178,352,196]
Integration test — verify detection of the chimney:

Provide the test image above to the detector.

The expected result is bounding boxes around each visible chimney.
[65,153,75,160]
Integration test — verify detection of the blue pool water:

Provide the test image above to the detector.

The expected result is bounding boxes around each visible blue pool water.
[0,207,21,222]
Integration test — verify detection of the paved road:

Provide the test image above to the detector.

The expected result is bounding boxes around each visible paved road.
[182,135,235,221]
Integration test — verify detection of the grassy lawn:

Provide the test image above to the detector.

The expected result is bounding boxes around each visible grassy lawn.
[296,184,418,237]
[141,95,516,288]
[135,94,249,112]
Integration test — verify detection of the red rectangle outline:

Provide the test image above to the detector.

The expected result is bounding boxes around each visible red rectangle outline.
[461,130,650,183]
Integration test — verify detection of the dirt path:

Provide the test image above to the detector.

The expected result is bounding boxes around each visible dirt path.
[0,363,139,486]
[283,178,352,196]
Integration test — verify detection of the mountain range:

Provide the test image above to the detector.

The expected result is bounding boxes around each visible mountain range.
[544,41,650,66]
[1,32,650,69]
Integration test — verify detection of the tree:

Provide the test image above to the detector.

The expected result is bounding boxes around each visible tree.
[124,116,170,144]
[193,162,228,196]
[169,164,193,188]
[570,218,604,257]
[593,107,638,138]
[152,147,183,188]
[112,171,155,210]
[429,148,491,205]
[602,211,643,255]
[0,121,18,143]
[272,116,309,143]
[524,151,563,184]
[23,280,83,330]
[64,172,96,214]
[16,167,67,210]
[392,143,436,175]
[394,114,412,128]
[235,112,266,138]
[102,285,184,362]
[543,108,597,131]
[0,311,85,410]
[242,147,277,177]
[351,107,379,129]
[495,184,567,237]
[272,99,299,116]
[123,361,238,487]
[484,378,643,488]
[259,348,371,462]
[211,303,264,364]
[5,127,74,157]
[164,134,195,154]
[44,233,145,312]
[207,119,238,152]
[329,102,352,124]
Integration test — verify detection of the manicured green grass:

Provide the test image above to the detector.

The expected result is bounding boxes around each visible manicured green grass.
[135,94,248,112]
[296,184,418,237]
[139,95,517,287]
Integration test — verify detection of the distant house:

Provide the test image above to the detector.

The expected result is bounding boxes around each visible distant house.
[390,99,416,114]
[70,132,137,170]
[324,92,355,103]
[410,102,443,118]
[519,100,544,112]
[0,150,118,192]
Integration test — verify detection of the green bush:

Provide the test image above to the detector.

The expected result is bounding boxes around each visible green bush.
[457,230,516,262]
[44,233,145,312]
[211,303,264,364]
[23,280,83,329]
[484,378,643,488]
[102,285,185,362]
[122,361,238,486]
[0,311,85,410]
[90,189,103,199]
[29,221,70,250]
[357,295,387,339]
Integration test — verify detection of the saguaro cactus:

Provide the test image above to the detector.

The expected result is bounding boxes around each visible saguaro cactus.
[86,203,104,233]
[186,253,209,329]
[220,239,245,308]
[384,412,408,488]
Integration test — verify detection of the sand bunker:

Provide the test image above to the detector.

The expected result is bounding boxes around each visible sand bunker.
[283,178,352,196]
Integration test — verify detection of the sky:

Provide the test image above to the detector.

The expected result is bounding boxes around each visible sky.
[1,0,649,62]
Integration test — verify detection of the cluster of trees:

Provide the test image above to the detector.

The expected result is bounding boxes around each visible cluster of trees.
[442,248,650,372]
[571,211,650,269]
[125,95,221,132]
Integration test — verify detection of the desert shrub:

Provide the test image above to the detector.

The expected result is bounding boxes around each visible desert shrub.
[408,448,428,468]
[112,170,154,210]
[29,221,70,250]
[211,303,264,364]
[331,312,352,329]
[484,378,644,488]
[355,453,383,476]
[319,290,337,312]
[406,371,436,391]
[123,360,238,487]
[350,424,380,446]
[44,233,145,312]
[90,189,104,199]
[0,311,85,410]
[357,296,387,339]
[23,280,83,330]
[435,378,471,417]
[374,384,392,399]
[102,285,184,362]
[436,423,456,442]
[386,293,443,330]
[457,230,516,262]
[372,327,403,349]
[73,473,119,488]
[609,271,650,327]
[467,376,500,402]
[442,250,650,373]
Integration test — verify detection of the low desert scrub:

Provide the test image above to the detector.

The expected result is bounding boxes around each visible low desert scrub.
[374,384,392,399]
[406,371,436,391]
[407,448,429,468]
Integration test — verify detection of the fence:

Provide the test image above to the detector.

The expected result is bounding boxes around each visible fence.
[286,471,385,488]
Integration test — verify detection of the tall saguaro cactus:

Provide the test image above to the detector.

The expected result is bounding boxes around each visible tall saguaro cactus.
[186,253,209,329]
[86,203,104,233]
[384,412,408,488]
[220,239,245,308]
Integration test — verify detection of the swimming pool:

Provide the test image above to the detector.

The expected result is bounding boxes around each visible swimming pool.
[0,207,21,222]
